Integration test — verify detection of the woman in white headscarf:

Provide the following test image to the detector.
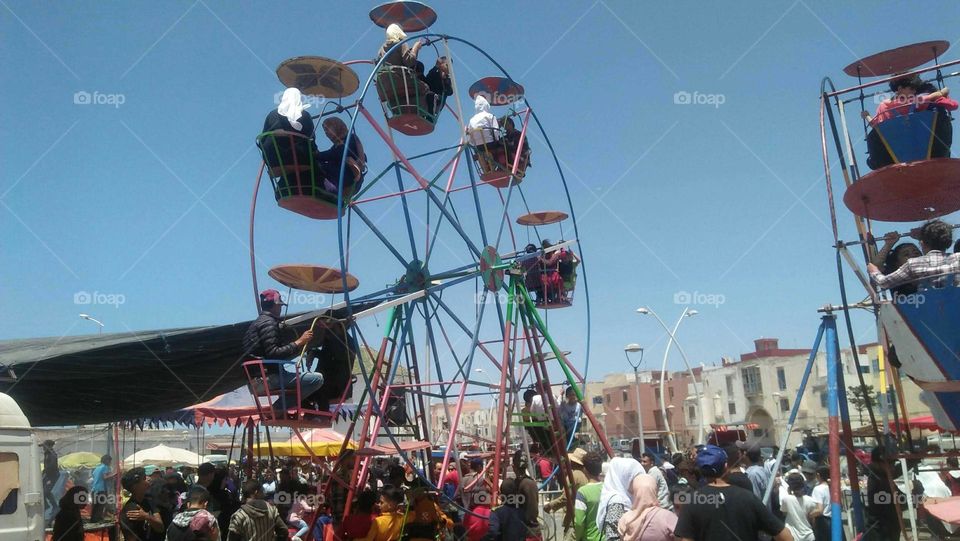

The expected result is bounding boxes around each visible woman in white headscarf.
[261,88,318,188]
[377,23,423,69]
[467,95,499,146]
[264,87,315,138]
[597,457,647,541]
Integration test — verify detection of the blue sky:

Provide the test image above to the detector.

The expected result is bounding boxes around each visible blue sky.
[3,1,960,390]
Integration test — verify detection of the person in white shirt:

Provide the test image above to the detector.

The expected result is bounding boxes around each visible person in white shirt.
[810,467,833,541]
[467,95,499,146]
[781,472,822,541]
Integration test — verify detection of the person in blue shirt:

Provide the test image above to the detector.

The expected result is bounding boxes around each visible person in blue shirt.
[90,455,115,523]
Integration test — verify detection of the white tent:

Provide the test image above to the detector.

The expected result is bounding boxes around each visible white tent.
[123,444,203,468]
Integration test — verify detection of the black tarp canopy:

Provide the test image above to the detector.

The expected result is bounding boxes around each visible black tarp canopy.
[0,305,367,426]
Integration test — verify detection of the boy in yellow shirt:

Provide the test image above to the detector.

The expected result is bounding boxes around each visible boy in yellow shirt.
[361,486,408,541]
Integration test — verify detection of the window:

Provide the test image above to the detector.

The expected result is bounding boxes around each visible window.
[725,375,734,395]
[820,392,828,408]
[871,358,880,373]
[779,398,789,412]
[622,390,629,403]
[742,366,762,395]
[592,396,603,405]
[606,394,611,404]
[689,405,696,419]
[859,363,871,374]
[728,402,736,415]
[655,388,661,402]
[669,387,675,399]
[777,367,786,391]
[0,452,19,514]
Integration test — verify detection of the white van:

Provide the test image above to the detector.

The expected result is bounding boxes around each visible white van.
[0,392,44,540]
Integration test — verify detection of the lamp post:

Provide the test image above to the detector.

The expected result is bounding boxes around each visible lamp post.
[79,313,104,335]
[771,392,783,443]
[624,344,646,454]
[475,368,495,447]
[636,306,704,450]
[599,412,608,448]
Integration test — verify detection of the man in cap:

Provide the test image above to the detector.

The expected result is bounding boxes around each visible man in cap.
[675,445,793,541]
[242,289,323,412]
[543,448,590,534]
[120,467,165,541]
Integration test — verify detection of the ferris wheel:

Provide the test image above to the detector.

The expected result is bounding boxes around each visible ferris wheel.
[244,0,613,519]
[819,39,960,540]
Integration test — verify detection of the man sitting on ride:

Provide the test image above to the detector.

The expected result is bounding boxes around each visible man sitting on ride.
[242,289,323,413]
[867,219,960,293]
[861,75,957,127]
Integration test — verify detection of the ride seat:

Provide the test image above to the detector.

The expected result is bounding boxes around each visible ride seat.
[257,130,360,219]
[374,65,438,136]
[866,109,953,170]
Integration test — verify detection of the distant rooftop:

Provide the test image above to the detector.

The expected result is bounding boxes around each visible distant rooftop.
[738,338,811,362]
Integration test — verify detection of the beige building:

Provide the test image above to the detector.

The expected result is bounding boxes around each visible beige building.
[686,338,926,448]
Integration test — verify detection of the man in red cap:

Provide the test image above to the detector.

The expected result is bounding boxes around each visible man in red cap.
[242,289,321,412]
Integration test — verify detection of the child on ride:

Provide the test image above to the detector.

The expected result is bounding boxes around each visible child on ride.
[862,74,957,126]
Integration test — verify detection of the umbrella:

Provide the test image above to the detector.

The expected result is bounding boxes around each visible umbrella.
[123,444,203,468]
[59,451,102,470]
[253,428,355,458]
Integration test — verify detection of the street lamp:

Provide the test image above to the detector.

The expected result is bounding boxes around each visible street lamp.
[598,412,608,448]
[771,392,783,442]
[636,306,704,451]
[624,344,646,454]
[474,368,496,446]
[79,313,104,335]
